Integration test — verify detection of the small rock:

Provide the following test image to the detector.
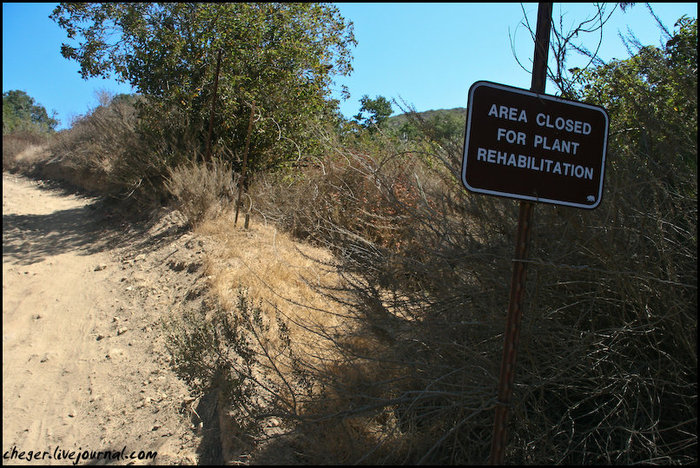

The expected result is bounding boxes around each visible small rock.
[94,264,107,271]
[106,348,125,359]
[32,314,41,320]
[96,334,105,341]
[117,327,128,336]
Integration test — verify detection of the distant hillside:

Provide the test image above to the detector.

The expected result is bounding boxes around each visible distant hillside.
[385,106,465,127]
[384,107,467,141]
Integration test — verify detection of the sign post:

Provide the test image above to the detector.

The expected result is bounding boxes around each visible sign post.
[460,3,609,464]
[486,4,551,462]
[462,3,609,465]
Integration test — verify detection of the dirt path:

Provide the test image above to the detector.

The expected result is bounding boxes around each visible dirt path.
[2,172,215,465]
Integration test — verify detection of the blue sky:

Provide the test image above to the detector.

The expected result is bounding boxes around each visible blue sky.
[3,2,697,130]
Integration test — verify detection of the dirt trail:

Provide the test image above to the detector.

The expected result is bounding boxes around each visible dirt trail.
[2,172,216,465]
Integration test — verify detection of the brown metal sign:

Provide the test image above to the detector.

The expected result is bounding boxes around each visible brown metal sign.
[462,81,609,209]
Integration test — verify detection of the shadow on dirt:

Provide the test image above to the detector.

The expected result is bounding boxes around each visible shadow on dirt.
[192,389,224,465]
[3,174,188,266]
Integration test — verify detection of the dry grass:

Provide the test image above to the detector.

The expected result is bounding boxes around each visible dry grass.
[189,210,426,463]
[195,211,348,355]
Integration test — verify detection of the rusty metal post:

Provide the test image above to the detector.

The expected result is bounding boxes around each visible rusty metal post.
[234,100,255,227]
[489,201,534,464]
[205,48,223,164]
[488,3,552,465]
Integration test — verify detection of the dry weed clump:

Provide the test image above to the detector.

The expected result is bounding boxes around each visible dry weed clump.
[164,157,237,228]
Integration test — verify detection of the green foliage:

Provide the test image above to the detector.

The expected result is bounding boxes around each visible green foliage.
[577,16,697,175]
[3,90,58,134]
[383,107,466,144]
[353,95,393,132]
[50,2,356,173]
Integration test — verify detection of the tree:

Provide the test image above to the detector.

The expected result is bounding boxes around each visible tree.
[353,95,393,132]
[576,16,697,175]
[50,3,356,172]
[3,90,59,134]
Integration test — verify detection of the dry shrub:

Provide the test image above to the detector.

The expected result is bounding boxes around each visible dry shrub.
[248,110,696,464]
[164,158,237,227]
[2,131,51,172]
[509,147,697,464]
[245,128,515,463]
[41,93,210,213]
[250,131,451,256]
[45,93,143,195]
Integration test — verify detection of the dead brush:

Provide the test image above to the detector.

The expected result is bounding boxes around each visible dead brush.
[44,93,142,195]
[244,127,515,463]
[2,131,51,172]
[164,156,238,228]
[246,105,696,464]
